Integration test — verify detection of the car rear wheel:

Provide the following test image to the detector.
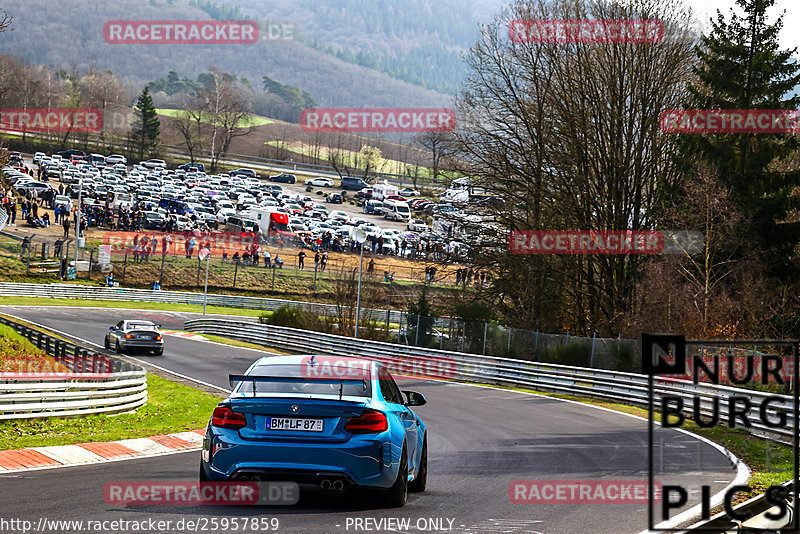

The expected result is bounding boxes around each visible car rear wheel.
[104,336,110,349]
[384,445,407,507]
[199,463,208,482]
[115,340,123,354]
[154,347,164,356]
[409,435,427,493]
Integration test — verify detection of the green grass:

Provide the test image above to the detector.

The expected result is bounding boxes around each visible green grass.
[157,108,274,126]
[0,374,221,449]
[0,296,269,317]
[264,140,454,181]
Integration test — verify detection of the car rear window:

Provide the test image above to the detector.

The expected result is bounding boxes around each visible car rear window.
[128,322,157,330]
[235,364,372,398]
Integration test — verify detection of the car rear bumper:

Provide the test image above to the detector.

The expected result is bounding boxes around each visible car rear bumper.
[202,430,398,489]
[119,340,164,350]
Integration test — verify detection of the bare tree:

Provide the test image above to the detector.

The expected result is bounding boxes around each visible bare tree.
[172,104,208,164]
[452,0,697,333]
[0,9,12,33]
[414,131,455,183]
[196,70,256,172]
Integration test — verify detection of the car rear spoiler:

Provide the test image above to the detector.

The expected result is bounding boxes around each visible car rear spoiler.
[229,375,368,400]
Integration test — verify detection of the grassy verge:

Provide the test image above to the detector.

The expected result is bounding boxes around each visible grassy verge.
[0,373,220,449]
[485,384,792,501]
[0,296,270,318]
[0,323,70,373]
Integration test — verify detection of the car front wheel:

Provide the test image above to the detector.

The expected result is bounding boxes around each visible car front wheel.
[409,435,427,493]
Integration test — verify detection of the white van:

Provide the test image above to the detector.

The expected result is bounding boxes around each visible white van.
[382,199,411,222]
[373,182,399,201]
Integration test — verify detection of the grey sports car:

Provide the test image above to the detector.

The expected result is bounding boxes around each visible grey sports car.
[105,319,164,355]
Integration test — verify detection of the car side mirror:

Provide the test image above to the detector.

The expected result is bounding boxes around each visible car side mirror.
[109,326,116,330]
[403,391,426,407]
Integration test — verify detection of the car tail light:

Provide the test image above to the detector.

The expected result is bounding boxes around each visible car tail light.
[154,336,162,341]
[345,410,388,434]
[211,406,247,429]
[124,334,134,339]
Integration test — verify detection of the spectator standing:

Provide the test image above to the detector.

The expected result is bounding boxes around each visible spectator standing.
[321,251,328,272]
[297,250,306,270]
[62,217,70,238]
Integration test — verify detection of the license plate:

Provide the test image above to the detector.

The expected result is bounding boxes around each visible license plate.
[138,335,150,339]
[267,417,323,432]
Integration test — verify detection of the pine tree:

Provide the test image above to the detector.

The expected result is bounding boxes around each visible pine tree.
[131,86,160,160]
[677,0,800,273]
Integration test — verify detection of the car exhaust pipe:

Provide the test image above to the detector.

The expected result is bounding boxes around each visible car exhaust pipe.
[250,475,262,483]
[320,479,332,491]
[333,480,344,491]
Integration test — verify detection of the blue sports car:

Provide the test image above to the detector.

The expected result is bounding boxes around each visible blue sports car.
[200,354,428,507]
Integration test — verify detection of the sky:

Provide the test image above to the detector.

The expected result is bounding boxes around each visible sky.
[691,0,799,52]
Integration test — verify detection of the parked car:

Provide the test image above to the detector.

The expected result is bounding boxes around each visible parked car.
[178,162,206,172]
[142,211,166,229]
[407,219,429,232]
[105,319,164,355]
[270,173,297,184]
[341,177,370,191]
[141,159,167,169]
[363,199,384,215]
[398,188,420,197]
[230,168,258,179]
[106,154,127,165]
[305,177,334,187]
[200,354,428,508]
[326,193,343,204]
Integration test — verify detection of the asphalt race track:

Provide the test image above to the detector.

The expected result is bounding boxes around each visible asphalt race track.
[0,306,742,534]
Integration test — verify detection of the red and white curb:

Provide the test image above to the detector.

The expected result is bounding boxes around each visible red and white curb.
[161,330,210,342]
[0,429,204,473]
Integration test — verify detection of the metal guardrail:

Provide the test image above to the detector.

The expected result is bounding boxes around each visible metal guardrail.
[0,316,147,419]
[183,319,797,444]
[0,282,403,322]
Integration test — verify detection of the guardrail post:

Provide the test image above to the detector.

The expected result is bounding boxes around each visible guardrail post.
[86,249,94,280]
[414,315,420,346]
[233,261,239,288]
[589,331,596,367]
[507,328,512,353]
[37,332,43,349]
[483,322,488,355]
